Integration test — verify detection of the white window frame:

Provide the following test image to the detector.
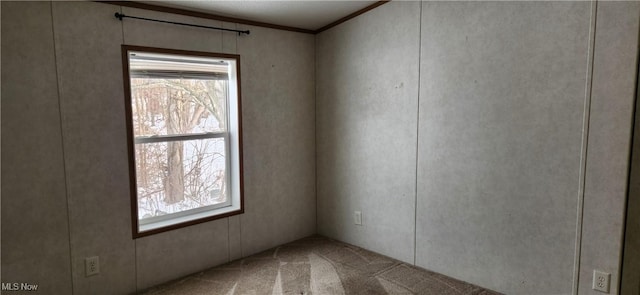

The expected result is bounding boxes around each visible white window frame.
[122,45,244,238]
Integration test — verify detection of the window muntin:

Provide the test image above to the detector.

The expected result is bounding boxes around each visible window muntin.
[123,46,243,237]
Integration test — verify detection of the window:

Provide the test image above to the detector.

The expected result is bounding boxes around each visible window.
[122,45,243,237]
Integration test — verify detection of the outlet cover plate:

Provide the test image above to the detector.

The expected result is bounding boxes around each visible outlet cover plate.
[85,256,100,277]
[354,211,362,225]
[592,270,610,293]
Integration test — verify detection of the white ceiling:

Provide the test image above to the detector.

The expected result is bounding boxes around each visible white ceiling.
[141,1,378,31]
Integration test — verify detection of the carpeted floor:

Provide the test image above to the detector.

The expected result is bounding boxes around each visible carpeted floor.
[142,235,501,295]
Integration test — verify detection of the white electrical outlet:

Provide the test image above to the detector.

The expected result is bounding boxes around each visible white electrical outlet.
[85,256,100,277]
[592,270,610,293]
[354,211,362,225]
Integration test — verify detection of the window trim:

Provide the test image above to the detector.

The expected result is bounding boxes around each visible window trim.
[121,45,244,238]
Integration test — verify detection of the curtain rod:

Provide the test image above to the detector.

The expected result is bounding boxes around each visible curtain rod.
[115,12,250,36]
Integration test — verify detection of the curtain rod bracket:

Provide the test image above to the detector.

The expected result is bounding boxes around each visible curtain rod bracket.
[114,12,250,36]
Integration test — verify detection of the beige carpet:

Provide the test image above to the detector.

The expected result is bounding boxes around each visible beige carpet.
[142,236,501,295]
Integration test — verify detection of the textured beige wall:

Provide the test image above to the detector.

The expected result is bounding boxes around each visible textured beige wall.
[52,2,136,293]
[316,1,420,264]
[582,2,640,294]
[417,2,590,293]
[1,2,73,293]
[316,1,640,294]
[1,1,316,293]
[236,25,316,257]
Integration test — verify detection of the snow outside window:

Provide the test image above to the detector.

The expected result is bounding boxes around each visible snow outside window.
[122,45,243,237]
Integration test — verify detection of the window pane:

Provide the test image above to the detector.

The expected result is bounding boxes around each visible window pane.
[134,137,227,220]
[124,46,243,237]
[130,78,228,136]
